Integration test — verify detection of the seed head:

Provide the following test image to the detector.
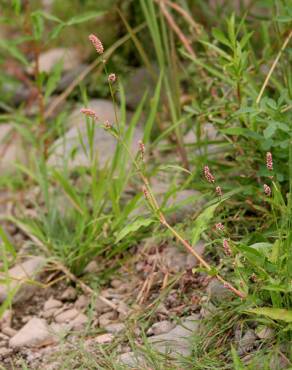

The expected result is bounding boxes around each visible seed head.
[88,34,104,54]
[138,140,145,161]
[223,239,232,256]
[215,186,223,196]
[104,120,112,129]
[80,108,98,120]
[263,184,271,196]
[142,186,150,201]
[108,73,116,83]
[215,223,224,231]
[203,166,215,183]
[266,152,273,171]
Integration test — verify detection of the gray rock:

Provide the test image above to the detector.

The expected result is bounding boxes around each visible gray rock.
[147,320,175,336]
[0,347,12,359]
[83,261,98,274]
[125,66,158,110]
[104,323,125,334]
[0,256,45,304]
[9,318,56,348]
[60,287,77,301]
[160,241,205,273]
[1,327,17,337]
[148,315,200,356]
[54,308,79,324]
[49,99,143,169]
[200,301,217,318]
[99,311,116,327]
[95,296,112,314]
[0,124,28,174]
[74,295,89,310]
[28,48,81,74]
[92,333,114,344]
[207,279,233,300]
[44,297,62,311]
[70,313,88,329]
[118,352,146,368]
[237,329,257,355]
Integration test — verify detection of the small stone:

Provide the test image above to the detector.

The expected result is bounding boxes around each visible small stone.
[207,279,232,300]
[147,320,175,336]
[0,347,12,359]
[1,327,17,337]
[200,302,217,318]
[74,295,89,310]
[237,329,257,355]
[54,308,79,323]
[94,333,114,344]
[60,287,77,301]
[156,303,169,315]
[83,261,98,274]
[9,318,56,348]
[104,323,125,334]
[110,279,123,289]
[44,297,62,311]
[99,311,116,327]
[118,351,146,368]
[0,256,45,304]
[149,315,200,356]
[255,326,274,340]
[117,301,131,319]
[70,313,88,329]
[95,297,112,314]
[28,48,81,74]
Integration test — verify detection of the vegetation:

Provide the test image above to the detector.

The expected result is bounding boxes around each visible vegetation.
[0,0,291,368]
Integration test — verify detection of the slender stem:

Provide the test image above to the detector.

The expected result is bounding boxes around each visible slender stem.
[256,30,292,105]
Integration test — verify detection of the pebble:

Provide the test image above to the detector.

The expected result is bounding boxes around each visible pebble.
[70,313,88,329]
[9,318,57,348]
[61,287,77,301]
[83,261,98,274]
[99,311,116,327]
[54,308,79,323]
[0,257,45,304]
[147,320,175,336]
[74,295,89,310]
[104,323,125,334]
[44,297,62,311]
[95,297,112,314]
[1,327,17,337]
[237,329,257,355]
[92,333,114,344]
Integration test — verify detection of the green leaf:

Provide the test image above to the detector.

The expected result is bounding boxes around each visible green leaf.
[221,127,262,140]
[191,203,219,246]
[115,218,155,243]
[247,307,292,323]
[66,11,105,26]
[212,28,231,48]
[44,59,63,101]
[231,345,245,370]
[0,225,16,257]
[0,40,29,66]
[263,123,277,139]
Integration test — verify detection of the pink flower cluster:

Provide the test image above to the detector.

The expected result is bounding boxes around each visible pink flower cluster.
[89,34,104,54]
[80,108,98,120]
[203,166,215,183]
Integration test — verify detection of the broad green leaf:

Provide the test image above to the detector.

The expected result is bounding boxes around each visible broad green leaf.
[192,203,219,246]
[115,218,154,243]
[263,123,277,139]
[247,307,292,323]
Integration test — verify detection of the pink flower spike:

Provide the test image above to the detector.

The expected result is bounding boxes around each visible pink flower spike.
[215,223,224,231]
[223,239,232,256]
[215,186,223,196]
[266,152,273,171]
[263,184,271,196]
[88,34,104,54]
[80,108,98,120]
[203,166,215,183]
[138,140,145,161]
[108,73,116,83]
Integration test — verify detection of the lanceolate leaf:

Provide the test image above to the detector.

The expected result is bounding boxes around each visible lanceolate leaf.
[247,307,292,322]
[115,218,155,243]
